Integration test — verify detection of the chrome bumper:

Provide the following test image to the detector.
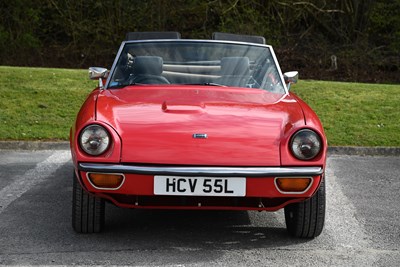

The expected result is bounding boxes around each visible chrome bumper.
[78,163,323,177]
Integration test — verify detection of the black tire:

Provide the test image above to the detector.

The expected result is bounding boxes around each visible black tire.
[284,176,326,238]
[72,172,105,233]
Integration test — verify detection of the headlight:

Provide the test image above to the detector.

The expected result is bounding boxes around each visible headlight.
[290,129,322,160]
[79,125,110,156]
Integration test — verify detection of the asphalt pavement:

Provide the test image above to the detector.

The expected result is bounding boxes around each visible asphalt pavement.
[0,149,399,266]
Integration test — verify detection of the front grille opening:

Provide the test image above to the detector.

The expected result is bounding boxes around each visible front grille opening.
[107,194,301,209]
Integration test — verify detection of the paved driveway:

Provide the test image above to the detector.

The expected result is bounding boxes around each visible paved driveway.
[0,150,399,266]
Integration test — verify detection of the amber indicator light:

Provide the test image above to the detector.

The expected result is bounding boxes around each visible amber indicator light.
[88,173,124,189]
[275,178,312,192]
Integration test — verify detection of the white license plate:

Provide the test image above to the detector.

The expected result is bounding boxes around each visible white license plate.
[154,176,246,196]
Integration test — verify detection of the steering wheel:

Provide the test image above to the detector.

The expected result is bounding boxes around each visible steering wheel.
[130,75,170,84]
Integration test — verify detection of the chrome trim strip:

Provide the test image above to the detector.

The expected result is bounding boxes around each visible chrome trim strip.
[124,39,271,47]
[104,41,126,89]
[79,163,323,177]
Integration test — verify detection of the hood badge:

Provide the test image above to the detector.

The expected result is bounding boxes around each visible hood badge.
[193,133,208,139]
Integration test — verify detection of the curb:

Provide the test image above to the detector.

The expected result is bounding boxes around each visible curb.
[327,146,400,156]
[0,141,399,156]
[0,141,70,150]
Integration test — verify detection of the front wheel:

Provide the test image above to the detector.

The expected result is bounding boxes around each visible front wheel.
[284,176,326,238]
[72,172,105,233]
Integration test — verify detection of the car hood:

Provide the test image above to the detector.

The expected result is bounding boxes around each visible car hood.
[96,85,305,166]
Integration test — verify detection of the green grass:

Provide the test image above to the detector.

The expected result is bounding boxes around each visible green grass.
[0,66,399,146]
[292,80,400,146]
[0,66,96,140]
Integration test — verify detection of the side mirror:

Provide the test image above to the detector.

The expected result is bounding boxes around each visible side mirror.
[89,67,109,89]
[283,71,299,91]
[89,67,109,80]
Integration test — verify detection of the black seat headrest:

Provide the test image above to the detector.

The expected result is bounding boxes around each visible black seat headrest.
[220,57,250,76]
[212,32,265,44]
[134,56,163,75]
[126,32,181,41]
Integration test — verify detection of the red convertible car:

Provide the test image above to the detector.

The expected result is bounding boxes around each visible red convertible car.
[70,32,327,238]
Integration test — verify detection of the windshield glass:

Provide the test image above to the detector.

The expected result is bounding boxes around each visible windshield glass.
[107,40,286,94]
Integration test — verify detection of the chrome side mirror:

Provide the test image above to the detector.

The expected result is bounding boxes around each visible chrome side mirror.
[89,67,109,80]
[89,67,109,89]
[283,71,299,91]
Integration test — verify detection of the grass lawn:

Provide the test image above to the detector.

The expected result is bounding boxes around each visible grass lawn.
[0,66,399,146]
[292,80,400,146]
[0,66,96,140]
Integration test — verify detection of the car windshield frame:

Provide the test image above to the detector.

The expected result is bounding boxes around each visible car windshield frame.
[105,39,289,95]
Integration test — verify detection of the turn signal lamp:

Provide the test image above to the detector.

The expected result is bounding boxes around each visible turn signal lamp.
[88,173,124,189]
[275,178,312,193]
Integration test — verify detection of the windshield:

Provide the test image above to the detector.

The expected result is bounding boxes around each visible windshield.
[107,40,286,94]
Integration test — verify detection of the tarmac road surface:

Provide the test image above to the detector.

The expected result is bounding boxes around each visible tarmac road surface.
[0,150,399,266]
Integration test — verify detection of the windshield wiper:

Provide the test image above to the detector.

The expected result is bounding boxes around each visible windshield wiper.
[186,83,226,87]
[204,82,225,86]
[107,85,125,89]
[107,82,145,89]
[128,82,146,86]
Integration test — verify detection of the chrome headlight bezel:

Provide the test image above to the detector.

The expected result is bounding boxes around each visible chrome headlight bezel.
[79,124,111,156]
[290,129,322,161]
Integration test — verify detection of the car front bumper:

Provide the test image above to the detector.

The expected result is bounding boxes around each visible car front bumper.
[79,163,323,177]
[76,163,324,211]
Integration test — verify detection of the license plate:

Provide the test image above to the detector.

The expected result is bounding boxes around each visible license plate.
[154,176,246,196]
